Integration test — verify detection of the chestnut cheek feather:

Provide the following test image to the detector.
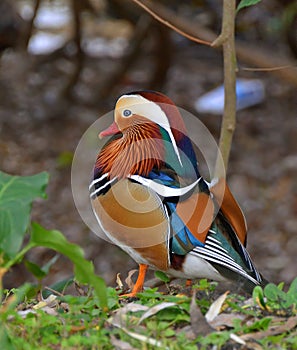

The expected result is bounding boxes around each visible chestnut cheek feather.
[96,122,164,178]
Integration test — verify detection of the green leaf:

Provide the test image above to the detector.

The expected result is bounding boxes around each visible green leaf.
[247,317,272,332]
[0,326,16,350]
[237,0,262,12]
[0,171,49,258]
[42,277,74,298]
[288,277,297,299]
[41,254,60,275]
[264,283,283,301]
[264,283,295,309]
[253,285,266,309]
[25,260,47,279]
[264,283,288,305]
[30,223,107,308]
[1,283,33,318]
[277,282,285,290]
[25,256,60,281]
[155,270,170,283]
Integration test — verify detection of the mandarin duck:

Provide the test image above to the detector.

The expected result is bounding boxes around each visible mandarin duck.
[90,90,267,296]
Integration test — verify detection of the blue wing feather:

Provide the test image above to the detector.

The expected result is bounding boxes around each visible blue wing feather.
[147,170,178,187]
[167,202,204,255]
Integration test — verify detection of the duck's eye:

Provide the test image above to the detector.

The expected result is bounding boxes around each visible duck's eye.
[122,109,132,117]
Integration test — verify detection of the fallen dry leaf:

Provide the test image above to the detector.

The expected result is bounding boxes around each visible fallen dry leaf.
[108,306,168,349]
[109,302,149,328]
[208,313,246,330]
[138,302,176,324]
[16,309,36,318]
[205,291,229,323]
[177,325,196,341]
[118,328,167,348]
[230,332,246,345]
[40,306,58,316]
[33,294,58,310]
[190,290,213,336]
[245,341,264,350]
[110,334,138,350]
[116,273,124,289]
[125,269,138,290]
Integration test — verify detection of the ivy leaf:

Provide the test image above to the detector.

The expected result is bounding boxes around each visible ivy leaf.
[0,171,49,258]
[30,223,107,308]
[237,0,262,12]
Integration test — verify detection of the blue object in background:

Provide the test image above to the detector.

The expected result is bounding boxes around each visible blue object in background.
[195,79,265,115]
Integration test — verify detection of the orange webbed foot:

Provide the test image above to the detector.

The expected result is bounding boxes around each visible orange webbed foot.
[120,264,148,298]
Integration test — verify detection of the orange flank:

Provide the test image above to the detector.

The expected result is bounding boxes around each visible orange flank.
[210,178,247,246]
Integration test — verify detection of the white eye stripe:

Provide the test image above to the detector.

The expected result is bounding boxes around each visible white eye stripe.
[119,94,182,166]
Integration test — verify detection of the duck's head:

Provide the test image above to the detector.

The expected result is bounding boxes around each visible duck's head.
[98,91,199,178]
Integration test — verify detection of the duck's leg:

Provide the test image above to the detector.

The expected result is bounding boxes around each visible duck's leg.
[121,264,148,297]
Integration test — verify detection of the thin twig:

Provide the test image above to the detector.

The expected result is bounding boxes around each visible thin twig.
[24,0,41,48]
[241,64,296,72]
[214,0,237,179]
[130,0,211,46]
[44,286,64,297]
[236,42,297,86]
[130,0,297,87]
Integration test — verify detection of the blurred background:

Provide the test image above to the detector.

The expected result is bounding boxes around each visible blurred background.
[0,0,296,290]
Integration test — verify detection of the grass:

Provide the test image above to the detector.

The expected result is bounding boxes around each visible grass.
[2,278,297,350]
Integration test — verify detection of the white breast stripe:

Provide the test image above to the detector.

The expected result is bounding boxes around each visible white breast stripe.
[89,177,117,198]
[89,173,109,190]
[129,175,201,197]
[164,204,171,267]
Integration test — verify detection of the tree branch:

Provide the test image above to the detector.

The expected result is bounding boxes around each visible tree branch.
[214,0,237,178]
[128,1,297,87]
[130,0,211,46]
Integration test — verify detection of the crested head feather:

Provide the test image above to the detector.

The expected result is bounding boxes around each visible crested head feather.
[116,93,182,166]
[125,90,188,143]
